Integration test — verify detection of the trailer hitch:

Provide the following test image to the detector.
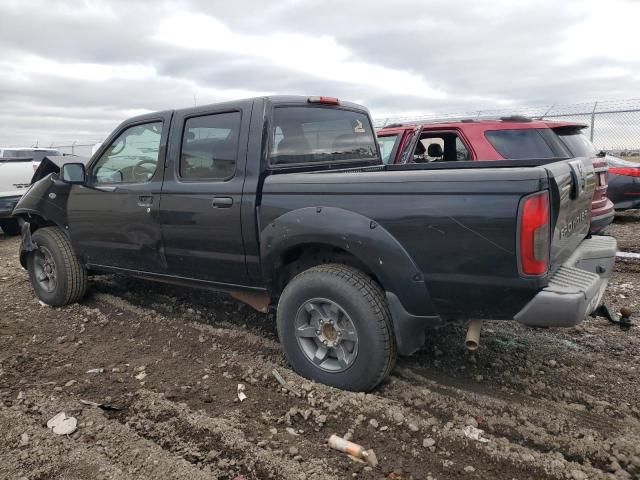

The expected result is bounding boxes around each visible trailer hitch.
[593,304,634,330]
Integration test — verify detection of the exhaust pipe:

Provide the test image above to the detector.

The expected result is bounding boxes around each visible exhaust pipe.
[465,319,483,352]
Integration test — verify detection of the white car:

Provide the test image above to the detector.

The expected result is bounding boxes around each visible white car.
[0,148,61,235]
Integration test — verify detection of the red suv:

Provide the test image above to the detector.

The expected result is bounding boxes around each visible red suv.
[377,117,614,233]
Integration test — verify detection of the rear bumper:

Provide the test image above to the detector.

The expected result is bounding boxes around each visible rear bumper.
[0,195,21,218]
[514,236,616,327]
[590,199,615,233]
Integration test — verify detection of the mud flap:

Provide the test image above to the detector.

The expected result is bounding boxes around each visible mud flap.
[18,220,36,269]
[385,292,440,356]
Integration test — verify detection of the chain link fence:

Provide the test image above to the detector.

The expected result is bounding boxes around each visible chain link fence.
[44,141,101,157]
[374,99,640,156]
[14,99,640,158]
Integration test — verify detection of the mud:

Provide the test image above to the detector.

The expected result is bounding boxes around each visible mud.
[1,213,639,479]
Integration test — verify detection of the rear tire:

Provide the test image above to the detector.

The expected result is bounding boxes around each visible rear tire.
[277,264,396,392]
[27,227,87,306]
[0,218,21,236]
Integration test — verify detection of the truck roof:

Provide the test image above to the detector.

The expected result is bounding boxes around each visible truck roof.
[127,96,371,124]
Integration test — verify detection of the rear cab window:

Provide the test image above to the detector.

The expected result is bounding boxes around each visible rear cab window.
[269,107,378,166]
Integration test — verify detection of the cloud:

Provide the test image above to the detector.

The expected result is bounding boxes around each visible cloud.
[0,0,638,146]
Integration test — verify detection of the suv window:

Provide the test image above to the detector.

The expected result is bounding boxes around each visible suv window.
[378,134,399,164]
[485,129,556,159]
[180,112,240,180]
[413,132,469,163]
[554,128,597,157]
[270,107,377,165]
[92,122,162,184]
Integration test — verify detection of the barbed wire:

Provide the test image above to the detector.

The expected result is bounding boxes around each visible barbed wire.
[372,98,640,126]
[373,99,640,152]
[6,99,640,154]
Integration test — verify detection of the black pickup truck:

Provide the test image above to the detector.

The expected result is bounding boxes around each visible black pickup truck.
[13,95,616,391]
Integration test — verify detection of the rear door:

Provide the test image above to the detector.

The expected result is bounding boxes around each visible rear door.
[159,100,252,285]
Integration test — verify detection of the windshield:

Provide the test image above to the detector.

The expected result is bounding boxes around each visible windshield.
[554,128,597,157]
[377,134,399,164]
[270,106,378,166]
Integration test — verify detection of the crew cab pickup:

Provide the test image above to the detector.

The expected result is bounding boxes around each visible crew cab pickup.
[13,96,616,391]
[377,118,615,234]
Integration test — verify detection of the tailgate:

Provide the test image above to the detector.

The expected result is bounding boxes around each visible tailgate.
[544,156,596,269]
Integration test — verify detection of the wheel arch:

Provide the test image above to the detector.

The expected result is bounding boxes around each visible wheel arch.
[14,213,65,269]
[260,207,440,357]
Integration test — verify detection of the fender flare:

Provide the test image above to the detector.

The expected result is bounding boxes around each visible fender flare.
[13,174,72,268]
[260,207,440,355]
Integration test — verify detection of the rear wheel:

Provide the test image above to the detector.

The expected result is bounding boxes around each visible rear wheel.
[27,227,87,306]
[0,218,20,236]
[277,264,396,391]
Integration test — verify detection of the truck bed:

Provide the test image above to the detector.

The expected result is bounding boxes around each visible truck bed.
[260,157,595,320]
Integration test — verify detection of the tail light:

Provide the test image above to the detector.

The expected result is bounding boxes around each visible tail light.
[609,167,640,177]
[308,96,340,105]
[519,191,550,276]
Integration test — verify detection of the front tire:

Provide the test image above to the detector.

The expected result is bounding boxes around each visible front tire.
[0,218,21,236]
[277,264,396,391]
[27,227,87,306]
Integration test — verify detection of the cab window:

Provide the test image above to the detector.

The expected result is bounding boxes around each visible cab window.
[180,111,240,180]
[92,122,162,184]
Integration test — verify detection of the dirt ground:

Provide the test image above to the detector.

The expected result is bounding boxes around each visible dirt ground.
[1,213,639,480]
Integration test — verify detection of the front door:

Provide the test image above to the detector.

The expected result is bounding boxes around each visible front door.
[67,113,171,272]
[159,102,251,285]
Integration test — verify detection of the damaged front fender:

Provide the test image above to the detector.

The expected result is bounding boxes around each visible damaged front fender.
[13,170,78,269]
[13,173,73,229]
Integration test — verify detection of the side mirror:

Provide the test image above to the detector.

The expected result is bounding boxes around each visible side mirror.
[60,163,86,184]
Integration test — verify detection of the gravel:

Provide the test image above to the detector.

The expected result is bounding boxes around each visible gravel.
[1,213,639,479]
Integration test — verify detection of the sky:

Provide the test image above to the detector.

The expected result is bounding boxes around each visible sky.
[1,0,639,147]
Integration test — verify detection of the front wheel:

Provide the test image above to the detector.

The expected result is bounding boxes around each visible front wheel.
[27,227,87,306]
[277,264,396,392]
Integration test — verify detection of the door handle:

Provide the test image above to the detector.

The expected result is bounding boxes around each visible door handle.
[212,196,233,208]
[138,195,153,207]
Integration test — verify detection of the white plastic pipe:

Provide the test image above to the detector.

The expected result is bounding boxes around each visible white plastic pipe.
[465,319,483,352]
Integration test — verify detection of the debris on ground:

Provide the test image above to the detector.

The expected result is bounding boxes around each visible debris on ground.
[85,368,104,374]
[79,399,124,411]
[272,368,300,395]
[328,434,378,467]
[1,214,639,479]
[237,383,247,402]
[462,425,489,443]
[46,412,77,435]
